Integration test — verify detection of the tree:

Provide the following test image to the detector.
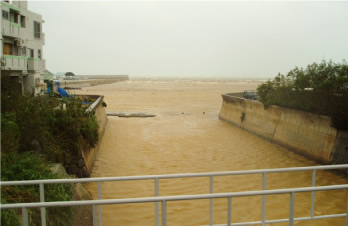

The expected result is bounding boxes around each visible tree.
[257,60,348,130]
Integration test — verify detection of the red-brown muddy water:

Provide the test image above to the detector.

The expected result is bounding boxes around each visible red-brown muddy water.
[78,80,347,226]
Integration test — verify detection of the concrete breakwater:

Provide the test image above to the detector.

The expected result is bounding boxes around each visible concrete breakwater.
[219,93,348,165]
[60,76,129,89]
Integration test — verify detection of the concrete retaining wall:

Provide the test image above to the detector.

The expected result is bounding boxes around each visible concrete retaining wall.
[64,95,108,177]
[331,131,348,165]
[82,95,108,174]
[219,94,347,164]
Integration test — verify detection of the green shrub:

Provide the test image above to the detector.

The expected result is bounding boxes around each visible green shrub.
[0,94,99,163]
[1,152,73,226]
[81,114,99,148]
[1,91,99,224]
[1,113,20,153]
[257,60,348,130]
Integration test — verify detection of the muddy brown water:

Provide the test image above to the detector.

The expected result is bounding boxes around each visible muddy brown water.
[76,80,347,226]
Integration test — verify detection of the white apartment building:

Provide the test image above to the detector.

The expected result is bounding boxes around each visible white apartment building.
[1,0,45,95]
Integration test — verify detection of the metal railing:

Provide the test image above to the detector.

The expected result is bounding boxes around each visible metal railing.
[1,164,348,226]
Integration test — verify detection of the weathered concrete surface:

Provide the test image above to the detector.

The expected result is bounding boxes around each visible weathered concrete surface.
[272,107,337,163]
[219,95,281,140]
[219,94,344,164]
[331,131,348,165]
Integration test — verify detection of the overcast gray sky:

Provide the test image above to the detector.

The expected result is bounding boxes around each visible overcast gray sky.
[29,1,348,78]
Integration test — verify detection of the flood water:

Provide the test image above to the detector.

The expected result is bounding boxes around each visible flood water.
[79,79,347,226]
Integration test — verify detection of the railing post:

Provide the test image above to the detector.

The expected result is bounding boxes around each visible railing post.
[22,207,29,226]
[155,178,160,226]
[289,192,295,226]
[209,176,214,226]
[227,197,232,226]
[311,169,316,218]
[39,183,46,226]
[93,204,97,226]
[261,172,267,226]
[162,200,167,226]
[97,181,103,226]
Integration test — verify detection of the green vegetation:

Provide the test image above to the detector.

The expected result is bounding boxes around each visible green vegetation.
[1,92,99,163]
[1,74,99,225]
[257,60,348,130]
[1,152,73,225]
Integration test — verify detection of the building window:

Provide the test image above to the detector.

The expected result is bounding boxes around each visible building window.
[29,48,34,58]
[13,46,19,56]
[3,43,13,55]
[10,11,19,24]
[22,47,27,56]
[38,49,41,59]
[21,15,26,28]
[14,47,22,56]
[2,10,9,20]
[34,21,41,39]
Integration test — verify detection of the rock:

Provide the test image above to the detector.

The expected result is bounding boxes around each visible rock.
[69,164,78,176]
[78,159,85,168]
[82,167,90,178]
[76,168,83,178]
[50,163,69,178]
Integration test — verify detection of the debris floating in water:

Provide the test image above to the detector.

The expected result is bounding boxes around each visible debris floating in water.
[107,112,156,118]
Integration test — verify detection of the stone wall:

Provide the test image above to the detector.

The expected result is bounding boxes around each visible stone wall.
[219,94,348,165]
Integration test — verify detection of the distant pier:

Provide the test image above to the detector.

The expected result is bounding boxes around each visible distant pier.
[76,75,129,80]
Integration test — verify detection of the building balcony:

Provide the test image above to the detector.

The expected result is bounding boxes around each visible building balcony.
[2,55,45,72]
[2,55,28,71]
[28,58,45,72]
[1,20,21,38]
[2,20,44,45]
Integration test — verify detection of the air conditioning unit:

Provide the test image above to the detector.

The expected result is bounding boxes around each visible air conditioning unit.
[14,39,23,47]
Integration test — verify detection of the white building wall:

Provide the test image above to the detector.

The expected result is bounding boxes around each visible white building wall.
[1,0,46,95]
[23,72,41,95]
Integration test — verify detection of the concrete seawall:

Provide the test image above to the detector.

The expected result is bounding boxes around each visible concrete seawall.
[219,94,348,164]
[63,95,108,177]
[82,95,108,174]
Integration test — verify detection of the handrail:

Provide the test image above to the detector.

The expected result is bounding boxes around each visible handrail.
[2,164,348,226]
[2,184,348,209]
[1,164,347,186]
[86,95,103,112]
[1,184,348,226]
